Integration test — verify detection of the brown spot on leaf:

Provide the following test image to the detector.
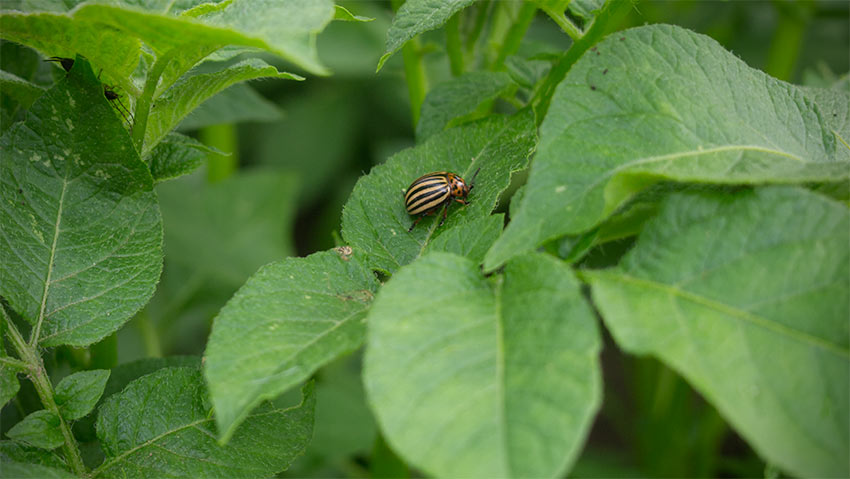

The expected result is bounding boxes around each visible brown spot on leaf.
[334,245,353,261]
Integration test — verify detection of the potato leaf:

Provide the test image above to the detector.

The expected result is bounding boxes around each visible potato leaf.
[588,186,849,478]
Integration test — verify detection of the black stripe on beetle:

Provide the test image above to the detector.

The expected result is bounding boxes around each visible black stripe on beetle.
[404,169,480,232]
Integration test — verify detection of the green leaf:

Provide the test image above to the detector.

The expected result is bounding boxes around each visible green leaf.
[486,24,850,270]
[205,249,379,443]
[54,369,110,420]
[342,111,536,274]
[146,132,211,183]
[177,83,282,131]
[0,41,41,132]
[94,367,315,478]
[803,84,850,150]
[101,356,201,401]
[0,11,141,92]
[74,0,334,76]
[157,170,298,286]
[7,411,63,450]
[423,213,503,264]
[569,0,607,21]
[334,4,374,22]
[364,252,601,478]
[504,56,551,90]
[0,319,21,408]
[416,71,515,141]
[0,440,68,471]
[143,59,302,156]
[0,461,77,479]
[0,70,45,109]
[0,57,163,347]
[587,187,849,478]
[377,0,479,72]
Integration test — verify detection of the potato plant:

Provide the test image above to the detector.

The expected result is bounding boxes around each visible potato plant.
[0,1,847,478]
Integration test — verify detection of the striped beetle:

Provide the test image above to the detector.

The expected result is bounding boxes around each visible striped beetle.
[404,168,480,232]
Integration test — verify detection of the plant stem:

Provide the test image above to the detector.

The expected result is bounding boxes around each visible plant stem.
[765,0,812,81]
[131,57,170,154]
[492,2,537,71]
[200,123,238,182]
[543,8,583,41]
[0,355,28,370]
[466,0,491,57]
[446,12,465,76]
[532,0,631,125]
[135,309,162,358]
[392,0,427,128]
[2,307,87,476]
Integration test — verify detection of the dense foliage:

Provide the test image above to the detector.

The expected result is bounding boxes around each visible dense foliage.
[1,1,847,478]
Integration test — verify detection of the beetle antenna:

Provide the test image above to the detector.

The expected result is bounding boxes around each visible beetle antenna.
[469,167,481,188]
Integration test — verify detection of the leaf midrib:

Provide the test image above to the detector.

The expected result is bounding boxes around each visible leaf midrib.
[32,177,68,345]
[591,270,849,359]
[414,116,521,259]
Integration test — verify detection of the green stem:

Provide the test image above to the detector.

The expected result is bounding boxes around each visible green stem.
[0,355,28,370]
[446,12,465,76]
[764,0,811,81]
[2,307,87,476]
[466,0,491,57]
[135,309,162,358]
[532,0,631,125]
[131,57,170,154]
[392,0,427,128]
[492,2,537,70]
[542,8,583,41]
[199,123,238,182]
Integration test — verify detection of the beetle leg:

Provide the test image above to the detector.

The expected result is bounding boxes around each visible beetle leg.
[455,197,469,205]
[438,202,450,227]
[408,215,424,232]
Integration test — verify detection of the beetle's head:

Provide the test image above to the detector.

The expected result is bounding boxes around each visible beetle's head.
[448,174,468,198]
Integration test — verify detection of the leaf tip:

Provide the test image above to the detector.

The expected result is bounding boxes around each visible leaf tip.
[376,53,392,73]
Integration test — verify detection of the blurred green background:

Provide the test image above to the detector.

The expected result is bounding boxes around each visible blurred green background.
[5,1,844,477]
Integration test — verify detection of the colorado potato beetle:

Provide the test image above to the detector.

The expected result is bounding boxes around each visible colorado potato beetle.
[404,168,480,232]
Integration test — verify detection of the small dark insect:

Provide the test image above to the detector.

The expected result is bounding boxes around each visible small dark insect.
[603,68,608,75]
[17,188,23,194]
[45,56,74,72]
[404,168,480,232]
[620,37,625,41]
[45,56,133,124]
[591,46,597,52]
[590,85,597,90]
[103,84,134,125]
[596,51,600,56]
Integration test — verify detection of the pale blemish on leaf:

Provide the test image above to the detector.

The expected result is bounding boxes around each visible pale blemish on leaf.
[65,118,74,131]
[29,214,44,244]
